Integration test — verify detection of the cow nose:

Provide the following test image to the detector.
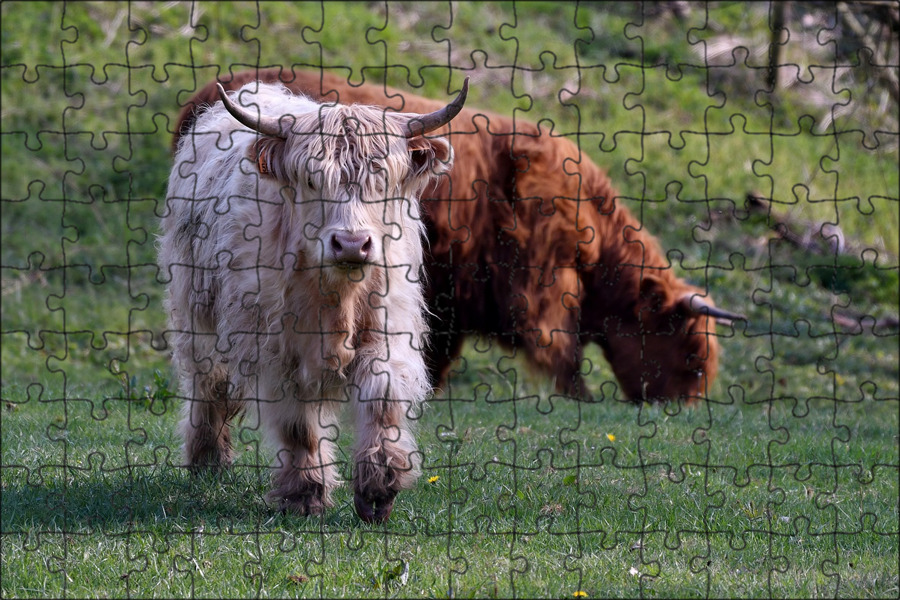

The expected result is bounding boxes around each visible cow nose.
[330,231,373,264]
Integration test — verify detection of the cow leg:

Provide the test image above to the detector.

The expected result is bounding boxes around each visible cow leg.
[264,400,339,517]
[541,336,590,400]
[179,363,238,471]
[553,356,591,400]
[352,396,420,524]
[517,329,589,399]
[427,331,465,391]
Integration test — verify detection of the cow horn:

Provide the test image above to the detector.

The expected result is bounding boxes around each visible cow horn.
[402,77,469,138]
[684,295,747,324]
[216,83,288,138]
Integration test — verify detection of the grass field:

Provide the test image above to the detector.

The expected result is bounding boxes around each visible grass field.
[2,2,898,598]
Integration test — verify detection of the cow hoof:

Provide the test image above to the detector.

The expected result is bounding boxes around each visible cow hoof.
[186,456,232,476]
[273,485,328,517]
[354,490,396,524]
[279,495,326,517]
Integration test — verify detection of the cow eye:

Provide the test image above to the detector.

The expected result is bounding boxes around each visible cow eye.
[307,176,316,191]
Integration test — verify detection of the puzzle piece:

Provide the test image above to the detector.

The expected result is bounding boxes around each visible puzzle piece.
[2,2,897,598]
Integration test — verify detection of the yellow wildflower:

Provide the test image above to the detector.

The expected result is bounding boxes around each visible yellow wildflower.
[606,433,616,442]
[428,476,440,484]
[573,592,588,598]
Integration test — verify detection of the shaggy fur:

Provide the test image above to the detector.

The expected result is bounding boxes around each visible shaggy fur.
[162,82,456,522]
[174,70,732,404]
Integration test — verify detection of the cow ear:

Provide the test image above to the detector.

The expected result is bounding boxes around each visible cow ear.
[637,274,673,315]
[407,136,453,178]
[250,137,286,179]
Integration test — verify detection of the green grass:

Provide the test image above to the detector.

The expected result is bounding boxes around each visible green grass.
[2,2,898,598]
[2,356,898,598]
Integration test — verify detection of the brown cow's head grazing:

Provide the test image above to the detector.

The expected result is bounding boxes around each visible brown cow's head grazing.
[584,270,742,404]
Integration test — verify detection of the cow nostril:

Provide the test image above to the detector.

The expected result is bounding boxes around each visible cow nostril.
[331,232,373,263]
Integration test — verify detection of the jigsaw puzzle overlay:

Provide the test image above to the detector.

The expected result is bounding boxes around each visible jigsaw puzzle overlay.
[1,2,897,598]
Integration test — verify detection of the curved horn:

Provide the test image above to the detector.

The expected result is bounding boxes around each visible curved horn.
[216,83,287,138]
[402,77,470,138]
[685,295,747,324]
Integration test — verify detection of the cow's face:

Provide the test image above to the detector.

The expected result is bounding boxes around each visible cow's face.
[592,275,723,403]
[214,80,466,284]
[249,106,453,280]
[630,304,720,404]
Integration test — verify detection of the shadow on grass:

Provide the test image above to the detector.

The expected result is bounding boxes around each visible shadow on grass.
[1,461,359,534]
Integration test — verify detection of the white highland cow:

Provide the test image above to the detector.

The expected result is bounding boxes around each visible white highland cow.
[160,78,468,522]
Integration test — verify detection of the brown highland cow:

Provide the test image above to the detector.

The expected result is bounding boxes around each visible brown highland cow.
[173,69,743,403]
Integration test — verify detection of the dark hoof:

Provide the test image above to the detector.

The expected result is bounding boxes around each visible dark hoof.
[354,490,396,523]
[186,455,231,475]
[273,484,328,517]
